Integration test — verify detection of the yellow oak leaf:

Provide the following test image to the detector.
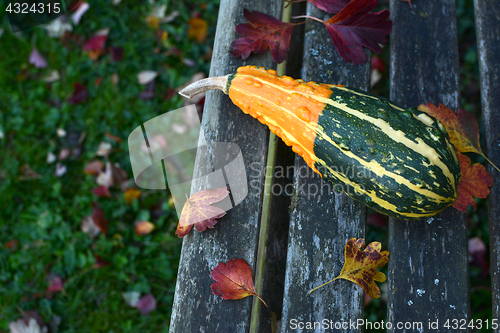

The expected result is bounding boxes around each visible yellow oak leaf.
[309,238,389,298]
[124,188,141,204]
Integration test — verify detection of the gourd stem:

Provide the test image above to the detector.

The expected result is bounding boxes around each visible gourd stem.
[178,75,230,99]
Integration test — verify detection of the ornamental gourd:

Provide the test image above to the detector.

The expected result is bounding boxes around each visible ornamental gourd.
[179,66,460,220]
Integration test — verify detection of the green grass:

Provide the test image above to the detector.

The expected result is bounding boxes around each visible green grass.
[0,0,219,331]
[0,0,493,331]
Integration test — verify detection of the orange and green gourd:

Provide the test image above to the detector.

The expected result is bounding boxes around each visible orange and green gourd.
[179,66,460,220]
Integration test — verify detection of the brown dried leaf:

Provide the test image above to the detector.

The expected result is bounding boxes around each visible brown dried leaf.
[309,238,389,298]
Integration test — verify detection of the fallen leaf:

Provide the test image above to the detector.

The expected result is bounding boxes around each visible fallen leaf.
[230,9,295,64]
[47,152,57,164]
[46,275,64,294]
[124,188,141,204]
[92,202,109,234]
[93,185,112,198]
[136,294,157,315]
[469,236,489,277]
[188,17,208,42]
[322,0,392,65]
[92,254,110,268]
[71,2,89,25]
[309,238,389,298]
[307,0,350,13]
[9,317,48,333]
[43,16,72,38]
[84,160,104,176]
[54,163,67,177]
[135,221,155,236]
[19,164,41,180]
[56,128,67,137]
[163,10,180,23]
[81,216,100,238]
[137,70,158,85]
[175,187,229,238]
[105,132,121,143]
[83,29,109,60]
[44,70,60,83]
[452,153,494,212]
[139,80,155,100]
[146,4,166,29]
[68,83,88,104]
[210,258,268,306]
[4,239,19,251]
[110,46,124,62]
[29,48,48,68]
[58,147,70,160]
[95,142,112,156]
[122,291,141,307]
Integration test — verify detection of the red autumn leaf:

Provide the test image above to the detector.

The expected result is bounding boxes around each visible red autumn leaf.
[46,275,64,294]
[83,35,107,51]
[93,185,111,198]
[92,254,110,268]
[136,293,157,315]
[68,82,88,104]
[210,258,267,306]
[91,202,109,234]
[307,0,350,13]
[83,29,109,60]
[175,187,229,238]
[452,153,494,212]
[110,46,124,62]
[322,0,392,65]
[230,9,295,64]
[4,239,19,251]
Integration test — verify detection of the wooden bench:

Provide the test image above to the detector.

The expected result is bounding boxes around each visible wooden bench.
[169,0,500,332]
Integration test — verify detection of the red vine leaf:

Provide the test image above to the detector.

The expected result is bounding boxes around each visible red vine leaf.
[210,258,268,306]
[230,9,295,64]
[452,153,494,212]
[322,0,392,64]
[306,0,350,14]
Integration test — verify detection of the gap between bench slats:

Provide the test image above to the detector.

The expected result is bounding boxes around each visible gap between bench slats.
[474,0,500,331]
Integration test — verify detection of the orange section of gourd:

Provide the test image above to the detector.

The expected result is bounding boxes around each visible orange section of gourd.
[228,66,341,174]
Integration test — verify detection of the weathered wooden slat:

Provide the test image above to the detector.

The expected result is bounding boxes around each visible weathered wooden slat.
[168,0,281,331]
[387,1,469,331]
[279,3,368,332]
[474,0,500,329]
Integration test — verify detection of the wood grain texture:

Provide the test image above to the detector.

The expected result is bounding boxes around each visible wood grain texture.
[387,1,469,331]
[279,3,368,332]
[474,0,500,329]
[168,0,280,331]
